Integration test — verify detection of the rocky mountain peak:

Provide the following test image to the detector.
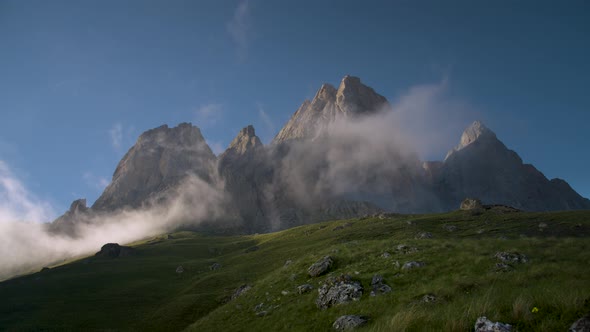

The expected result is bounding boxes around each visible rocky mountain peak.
[69,199,88,214]
[272,75,390,143]
[445,121,498,161]
[92,122,216,211]
[458,121,496,149]
[224,125,263,156]
[336,75,390,115]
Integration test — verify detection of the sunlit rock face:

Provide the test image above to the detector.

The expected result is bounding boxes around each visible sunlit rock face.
[92,123,217,211]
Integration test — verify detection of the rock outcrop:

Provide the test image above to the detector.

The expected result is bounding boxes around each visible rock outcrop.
[316,274,363,309]
[95,243,134,258]
[332,315,368,330]
[48,199,92,235]
[474,316,512,332]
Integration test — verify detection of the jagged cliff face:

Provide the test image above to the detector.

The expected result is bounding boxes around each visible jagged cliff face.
[273,76,390,143]
[92,123,217,211]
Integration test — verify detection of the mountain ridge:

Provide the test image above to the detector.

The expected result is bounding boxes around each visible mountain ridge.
[51,76,590,235]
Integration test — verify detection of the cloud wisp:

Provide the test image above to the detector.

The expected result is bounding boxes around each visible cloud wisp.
[195,103,224,127]
[0,161,227,281]
[227,0,252,60]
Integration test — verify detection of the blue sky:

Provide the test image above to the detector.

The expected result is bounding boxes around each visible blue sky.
[0,0,588,218]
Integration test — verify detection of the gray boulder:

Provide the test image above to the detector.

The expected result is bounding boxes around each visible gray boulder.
[402,261,425,270]
[494,252,528,264]
[570,314,590,332]
[230,284,251,300]
[210,262,222,270]
[316,274,363,309]
[297,284,314,294]
[474,316,512,332]
[333,315,368,331]
[460,198,483,210]
[370,274,392,296]
[308,256,334,277]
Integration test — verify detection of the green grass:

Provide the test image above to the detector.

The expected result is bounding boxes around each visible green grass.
[0,210,589,331]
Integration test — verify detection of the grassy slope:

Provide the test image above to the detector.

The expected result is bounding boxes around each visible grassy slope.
[0,210,589,331]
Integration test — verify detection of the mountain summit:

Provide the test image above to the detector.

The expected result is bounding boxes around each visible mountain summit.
[273,75,390,143]
[92,123,216,211]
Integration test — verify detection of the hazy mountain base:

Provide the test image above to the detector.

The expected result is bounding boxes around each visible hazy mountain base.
[1,210,589,331]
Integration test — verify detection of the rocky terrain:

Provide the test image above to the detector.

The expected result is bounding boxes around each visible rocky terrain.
[50,75,590,235]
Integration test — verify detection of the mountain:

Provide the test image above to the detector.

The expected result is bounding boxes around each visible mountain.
[431,121,590,211]
[273,75,390,143]
[50,76,589,236]
[92,123,217,211]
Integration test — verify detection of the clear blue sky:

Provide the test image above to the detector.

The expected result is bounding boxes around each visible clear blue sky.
[0,0,588,217]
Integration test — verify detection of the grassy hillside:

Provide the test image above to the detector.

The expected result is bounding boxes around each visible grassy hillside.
[1,209,589,331]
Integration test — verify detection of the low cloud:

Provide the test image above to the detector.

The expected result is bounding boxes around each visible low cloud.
[109,123,123,151]
[0,161,227,281]
[0,160,56,224]
[227,0,251,60]
[257,103,276,142]
[195,103,223,127]
[83,171,110,191]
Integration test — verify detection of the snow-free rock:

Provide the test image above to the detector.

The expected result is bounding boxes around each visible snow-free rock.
[316,274,363,309]
[308,256,334,277]
[332,315,368,331]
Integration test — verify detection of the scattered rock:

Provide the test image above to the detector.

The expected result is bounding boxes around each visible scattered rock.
[443,225,457,232]
[402,261,425,270]
[176,266,184,274]
[477,229,485,234]
[297,284,314,294]
[569,314,590,332]
[308,256,334,277]
[396,244,419,254]
[461,198,483,210]
[95,243,134,258]
[415,232,433,239]
[210,262,222,270]
[245,246,260,253]
[332,222,354,231]
[254,302,265,312]
[289,273,298,281]
[256,310,268,317]
[474,316,512,332]
[494,263,513,272]
[231,284,251,300]
[332,315,368,330]
[381,252,391,258]
[284,260,293,267]
[421,294,437,303]
[494,252,528,264]
[316,274,363,309]
[281,290,289,296]
[538,222,548,231]
[370,274,392,296]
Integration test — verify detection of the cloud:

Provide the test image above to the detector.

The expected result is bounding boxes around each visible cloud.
[109,123,123,150]
[0,160,56,224]
[195,103,223,127]
[83,172,110,191]
[257,103,276,141]
[227,0,251,59]
[0,172,228,281]
[206,140,225,155]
